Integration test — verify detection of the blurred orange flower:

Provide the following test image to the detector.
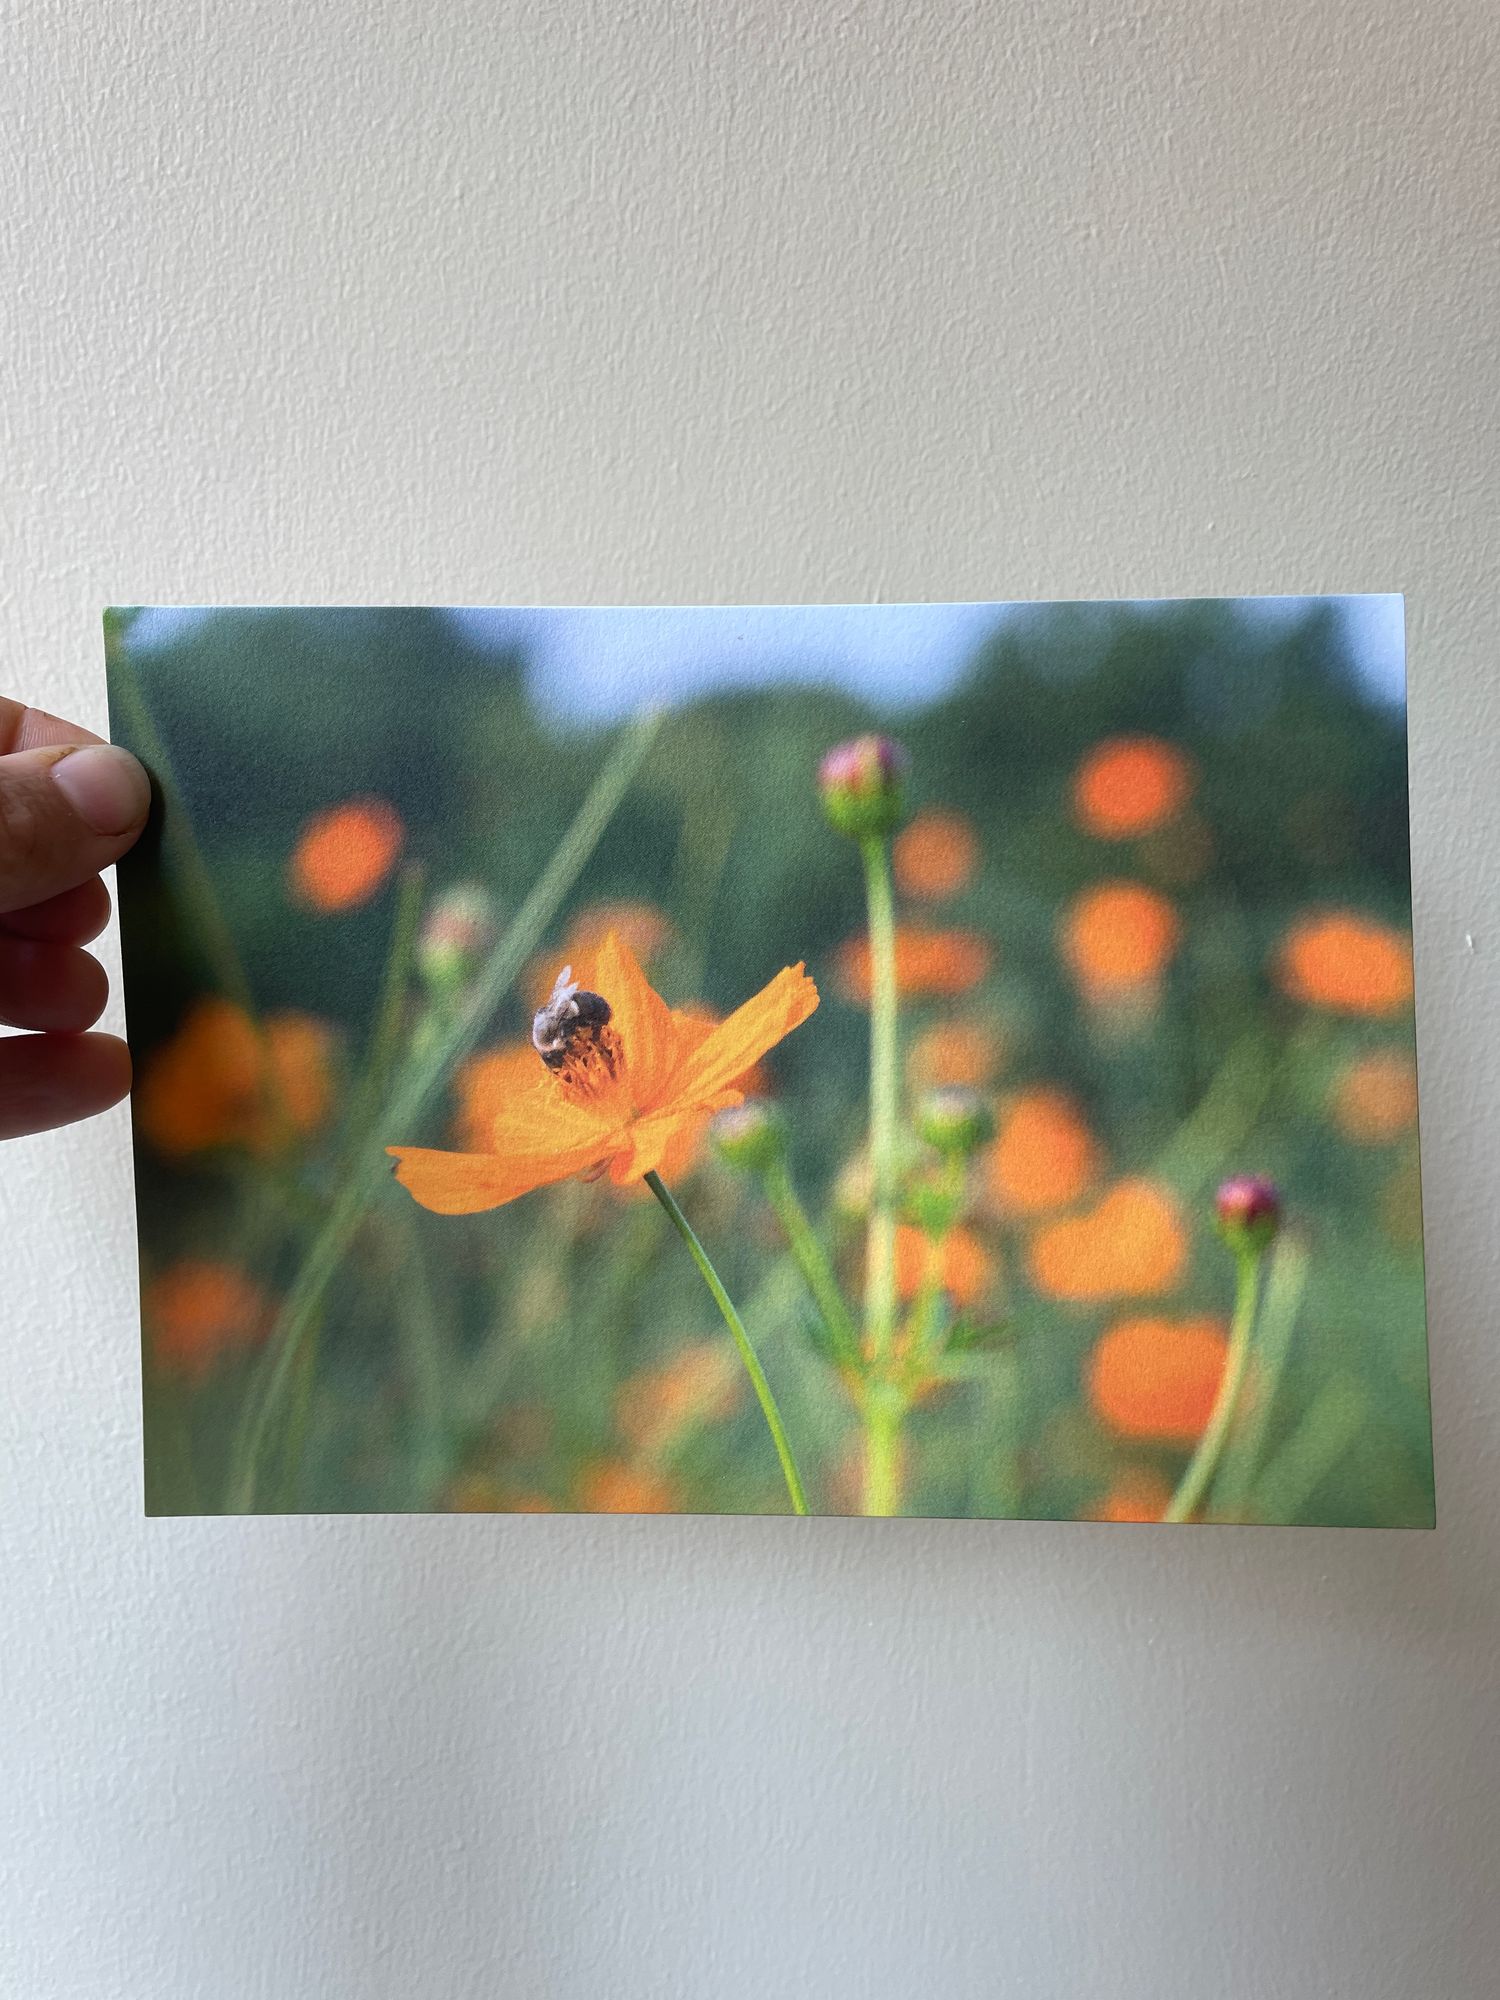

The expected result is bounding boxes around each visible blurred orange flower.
[616,1340,742,1456]
[1060,882,1180,1000]
[1330,1048,1419,1144]
[837,925,992,1004]
[146,1260,271,1379]
[525,900,675,1008]
[984,1087,1099,1217]
[894,1224,996,1308]
[1085,1466,1173,1522]
[905,1017,1006,1094]
[577,1461,677,1513]
[1085,1314,1229,1442]
[137,999,336,1157]
[893,808,981,901]
[1072,737,1195,840]
[1029,1177,1187,1300]
[392,932,817,1212]
[1277,911,1414,1016]
[288,797,404,912]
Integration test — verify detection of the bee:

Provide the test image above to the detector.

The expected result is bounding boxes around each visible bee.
[532,965,615,1072]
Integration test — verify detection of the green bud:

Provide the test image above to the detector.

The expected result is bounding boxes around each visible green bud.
[915,1085,994,1159]
[817,734,910,838]
[1214,1175,1282,1254]
[711,1100,786,1174]
[419,882,499,995]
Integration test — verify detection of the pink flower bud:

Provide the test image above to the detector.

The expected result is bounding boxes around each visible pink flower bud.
[1214,1175,1281,1254]
[817,734,910,838]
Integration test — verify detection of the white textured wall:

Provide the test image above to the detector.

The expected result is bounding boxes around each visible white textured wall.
[4,3,1497,1993]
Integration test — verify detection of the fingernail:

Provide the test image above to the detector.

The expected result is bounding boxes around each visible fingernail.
[51,744,152,835]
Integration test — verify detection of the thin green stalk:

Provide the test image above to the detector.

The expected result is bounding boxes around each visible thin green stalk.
[762,1157,859,1364]
[858,832,903,1514]
[226,712,661,1511]
[1250,1375,1366,1525]
[339,862,426,1172]
[1164,1246,1264,1523]
[1214,1236,1309,1514]
[645,1171,809,1515]
[859,832,901,1359]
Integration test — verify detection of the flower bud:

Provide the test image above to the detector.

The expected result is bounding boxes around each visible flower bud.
[915,1085,994,1159]
[817,734,910,838]
[1214,1175,1281,1254]
[419,882,499,995]
[711,1100,786,1174]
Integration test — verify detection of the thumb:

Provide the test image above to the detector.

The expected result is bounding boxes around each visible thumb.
[0,742,152,915]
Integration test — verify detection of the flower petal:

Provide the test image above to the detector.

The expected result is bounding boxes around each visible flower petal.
[389,1126,607,1213]
[594,929,683,1108]
[607,1095,740,1185]
[672,964,819,1104]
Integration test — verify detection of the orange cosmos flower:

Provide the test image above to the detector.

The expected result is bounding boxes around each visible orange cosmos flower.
[390,931,818,1212]
[905,1017,1006,1093]
[984,1086,1099,1217]
[1330,1048,1419,1144]
[1277,911,1414,1016]
[1060,882,1180,1000]
[576,1461,677,1514]
[893,808,981,901]
[836,925,992,1004]
[136,998,336,1157]
[1073,737,1195,840]
[1029,1177,1187,1301]
[288,797,404,912]
[146,1260,271,1380]
[893,1224,997,1309]
[1085,1466,1173,1523]
[616,1340,743,1456]
[1086,1314,1229,1443]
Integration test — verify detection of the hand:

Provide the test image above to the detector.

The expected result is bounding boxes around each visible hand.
[0,697,151,1139]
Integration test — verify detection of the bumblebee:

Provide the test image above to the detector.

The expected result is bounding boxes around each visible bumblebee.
[532,965,614,1072]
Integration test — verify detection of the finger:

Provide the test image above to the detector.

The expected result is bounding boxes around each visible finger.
[0,936,109,1031]
[0,877,112,945]
[0,699,105,753]
[0,1031,131,1140]
[0,741,151,915]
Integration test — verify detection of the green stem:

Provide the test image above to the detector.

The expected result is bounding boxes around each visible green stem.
[1164,1246,1264,1523]
[862,1386,903,1517]
[645,1171,809,1516]
[858,832,904,1514]
[859,832,901,1358]
[226,712,661,1511]
[1214,1236,1309,1514]
[339,862,426,1173]
[762,1157,859,1364]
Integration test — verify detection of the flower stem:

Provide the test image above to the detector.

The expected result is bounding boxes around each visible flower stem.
[1164,1245,1264,1523]
[226,712,661,1511]
[862,1386,904,1517]
[761,1157,859,1365]
[858,832,904,1513]
[645,1171,809,1515]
